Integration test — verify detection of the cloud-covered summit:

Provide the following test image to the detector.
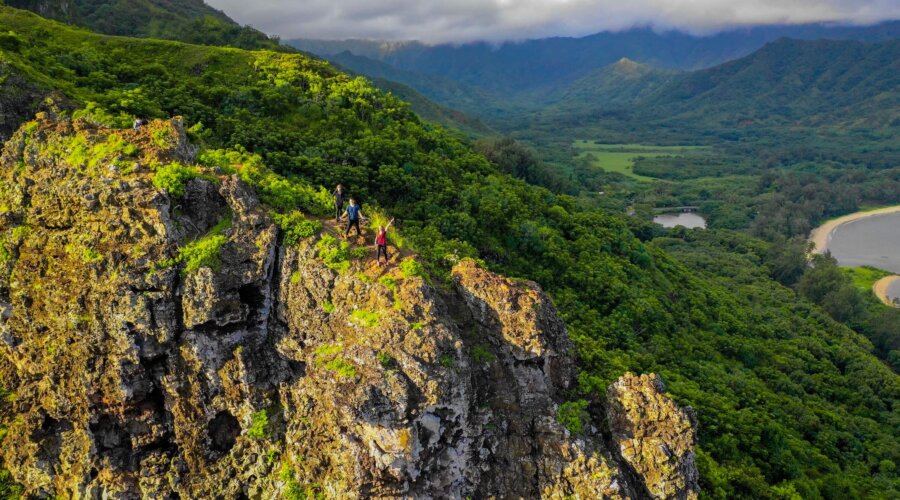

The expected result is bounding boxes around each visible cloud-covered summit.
[207,0,900,43]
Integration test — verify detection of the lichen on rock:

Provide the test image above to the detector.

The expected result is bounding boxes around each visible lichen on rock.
[607,373,700,500]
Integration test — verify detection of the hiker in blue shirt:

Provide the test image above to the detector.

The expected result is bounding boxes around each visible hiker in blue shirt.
[341,198,366,237]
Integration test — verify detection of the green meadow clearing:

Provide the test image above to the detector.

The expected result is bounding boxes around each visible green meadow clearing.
[573,140,708,181]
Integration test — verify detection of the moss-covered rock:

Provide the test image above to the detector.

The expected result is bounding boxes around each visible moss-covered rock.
[0,116,698,498]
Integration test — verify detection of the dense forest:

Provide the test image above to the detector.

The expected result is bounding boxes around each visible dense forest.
[5,0,287,51]
[0,4,898,499]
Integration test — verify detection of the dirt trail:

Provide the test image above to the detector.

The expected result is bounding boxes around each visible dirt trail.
[319,216,406,273]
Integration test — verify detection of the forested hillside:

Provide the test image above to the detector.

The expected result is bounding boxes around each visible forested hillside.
[640,38,899,130]
[0,5,898,499]
[6,0,286,50]
[327,50,505,118]
[525,37,900,138]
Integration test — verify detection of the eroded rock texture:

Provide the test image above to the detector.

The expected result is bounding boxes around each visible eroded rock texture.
[607,373,700,500]
[0,116,699,498]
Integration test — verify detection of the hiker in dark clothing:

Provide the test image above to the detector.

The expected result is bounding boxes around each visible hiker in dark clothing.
[342,198,365,237]
[332,184,345,221]
[375,218,394,266]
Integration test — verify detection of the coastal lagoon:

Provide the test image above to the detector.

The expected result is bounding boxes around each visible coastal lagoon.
[825,211,900,274]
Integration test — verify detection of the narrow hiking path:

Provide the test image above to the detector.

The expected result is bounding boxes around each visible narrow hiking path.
[317,216,408,278]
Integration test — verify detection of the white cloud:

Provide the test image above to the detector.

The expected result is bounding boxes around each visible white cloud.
[206,0,900,43]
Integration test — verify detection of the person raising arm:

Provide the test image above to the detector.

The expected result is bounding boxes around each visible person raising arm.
[375,218,394,266]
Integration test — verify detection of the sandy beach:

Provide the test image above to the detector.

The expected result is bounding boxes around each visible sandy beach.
[873,275,900,308]
[809,205,900,254]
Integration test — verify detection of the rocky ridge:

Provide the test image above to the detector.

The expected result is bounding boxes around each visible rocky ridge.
[0,114,699,498]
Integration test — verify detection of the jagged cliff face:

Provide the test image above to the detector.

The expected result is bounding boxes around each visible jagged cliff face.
[0,115,699,498]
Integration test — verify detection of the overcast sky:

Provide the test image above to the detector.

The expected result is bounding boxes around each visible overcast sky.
[206,0,900,44]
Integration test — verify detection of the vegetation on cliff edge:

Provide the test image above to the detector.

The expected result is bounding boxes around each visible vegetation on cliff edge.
[0,6,897,498]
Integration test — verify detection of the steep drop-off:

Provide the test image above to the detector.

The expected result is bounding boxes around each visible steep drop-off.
[0,115,698,497]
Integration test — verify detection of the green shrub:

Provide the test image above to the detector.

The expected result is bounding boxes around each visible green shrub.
[178,234,226,274]
[350,309,379,328]
[471,345,495,364]
[273,211,322,245]
[0,244,10,267]
[151,128,174,148]
[439,354,454,369]
[153,163,201,198]
[322,300,335,314]
[161,215,232,275]
[0,30,23,51]
[82,247,103,263]
[399,258,430,283]
[313,343,343,358]
[199,148,331,215]
[378,275,398,293]
[324,358,357,379]
[313,343,357,379]
[71,102,132,128]
[247,409,271,439]
[0,467,22,500]
[350,246,369,259]
[376,351,397,371]
[379,275,403,309]
[315,234,355,272]
[280,465,324,500]
[557,400,590,434]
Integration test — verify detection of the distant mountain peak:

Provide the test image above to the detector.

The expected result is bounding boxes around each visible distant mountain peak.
[606,57,655,77]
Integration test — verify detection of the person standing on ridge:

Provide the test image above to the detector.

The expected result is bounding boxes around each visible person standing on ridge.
[375,218,394,266]
[342,198,365,238]
[332,184,345,221]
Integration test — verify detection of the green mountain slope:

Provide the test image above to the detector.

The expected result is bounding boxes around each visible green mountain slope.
[327,50,507,117]
[643,38,900,130]
[5,1,497,136]
[6,0,286,50]
[0,6,898,498]
[368,77,494,137]
[523,37,900,144]
[544,58,678,110]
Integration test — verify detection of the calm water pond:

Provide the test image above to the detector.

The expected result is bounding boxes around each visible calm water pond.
[653,213,707,229]
[826,212,900,273]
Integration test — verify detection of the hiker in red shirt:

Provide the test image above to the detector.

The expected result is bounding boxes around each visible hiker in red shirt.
[375,218,394,266]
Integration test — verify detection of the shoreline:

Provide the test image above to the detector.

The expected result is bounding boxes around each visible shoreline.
[873,275,900,308]
[808,205,900,254]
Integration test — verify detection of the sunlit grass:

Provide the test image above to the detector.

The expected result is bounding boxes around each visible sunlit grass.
[573,140,707,181]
